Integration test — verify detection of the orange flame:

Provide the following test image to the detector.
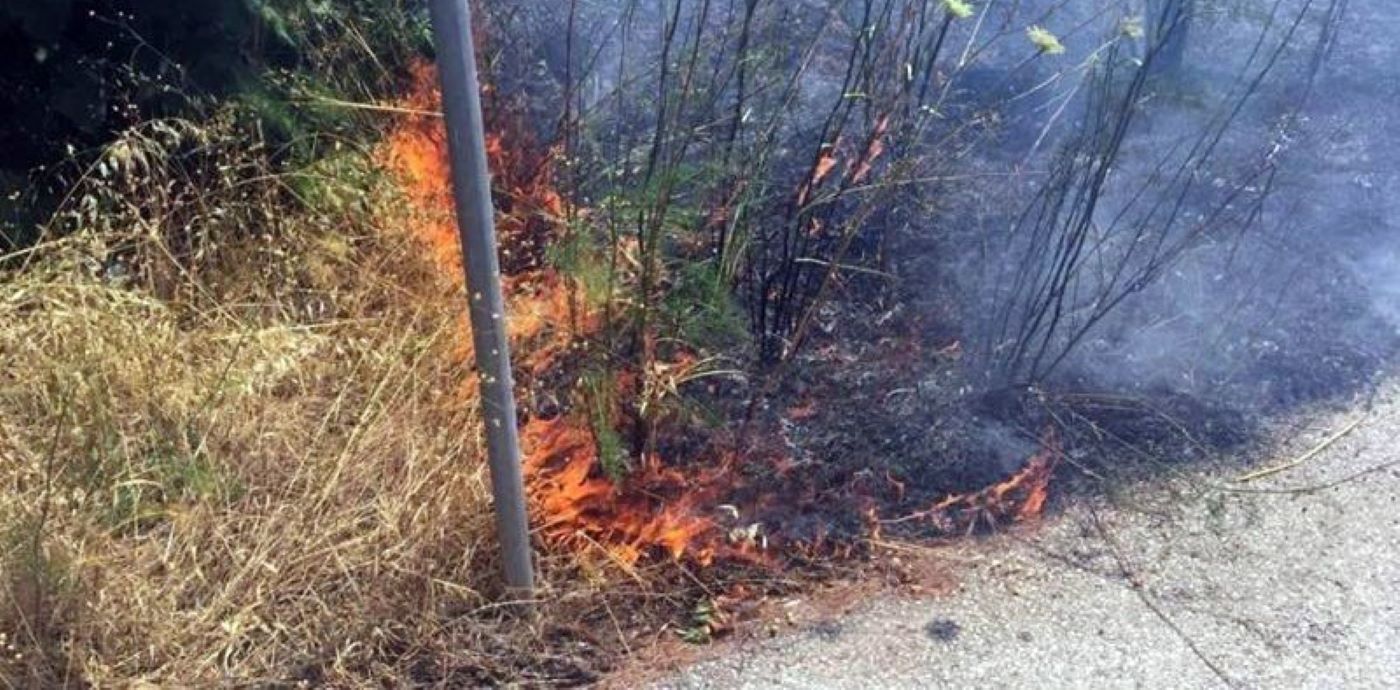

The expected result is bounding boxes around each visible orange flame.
[888,427,1061,534]
[935,427,1060,529]
[384,62,568,278]
[383,59,1060,568]
[382,60,729,567]
[382,61,470,278]
[522,417,740,566]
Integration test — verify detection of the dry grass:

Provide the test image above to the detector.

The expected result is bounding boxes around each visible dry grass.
[0,112,557,685]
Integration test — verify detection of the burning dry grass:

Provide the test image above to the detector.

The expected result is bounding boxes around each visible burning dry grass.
[0,61,731,686]
[381,62,736,571]
[522,417,758,569]
[880,428,1061,536]
[0,55,1067,686]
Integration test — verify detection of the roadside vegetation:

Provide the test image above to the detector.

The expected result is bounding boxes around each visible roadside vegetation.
[0,2,534,684]
[1,0,1358,685]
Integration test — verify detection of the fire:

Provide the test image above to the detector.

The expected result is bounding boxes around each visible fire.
[382,61,580,398]
[894,427,1062,533]
[381,60,727,567]
[381,57,1062,569]
[382,61,470,278]
[522,417,737,566]
[383,61,565,282]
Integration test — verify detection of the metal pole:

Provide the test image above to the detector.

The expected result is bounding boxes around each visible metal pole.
[427,0,536,594]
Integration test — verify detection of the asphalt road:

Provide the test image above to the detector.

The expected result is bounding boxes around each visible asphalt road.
[661,383,1400,689]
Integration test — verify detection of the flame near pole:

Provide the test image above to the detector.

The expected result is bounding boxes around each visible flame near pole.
[426,0,535,594]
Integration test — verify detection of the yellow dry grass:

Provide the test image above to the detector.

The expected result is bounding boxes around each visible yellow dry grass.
[0,139,526,685]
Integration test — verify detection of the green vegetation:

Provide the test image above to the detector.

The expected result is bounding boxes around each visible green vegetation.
[0,0,429,248]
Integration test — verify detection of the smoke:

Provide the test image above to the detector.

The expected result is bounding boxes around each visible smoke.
[491,0,1397,421]
[945,0,1399,414]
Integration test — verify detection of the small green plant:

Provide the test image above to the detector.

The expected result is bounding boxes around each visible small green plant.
[677,597,725,644]
[104,442,243,533]
[664,261,750,355]
[547,222,616,312]
[581,370,630,483]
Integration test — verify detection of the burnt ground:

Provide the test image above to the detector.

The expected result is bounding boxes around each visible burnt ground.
[465,2,1400,684]
[628,0,1400,647]
[741,0,1400,534]
[659,380,1400,689]
[640,0,1400,684]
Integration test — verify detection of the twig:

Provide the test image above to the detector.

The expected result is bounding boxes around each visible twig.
[1036,403,1110,482]
[1216,457,1400,496]
[792,257,898,279]
[1232,416,1363,483]
[468,598,544,616]
[574,530,647,587]
[602,598,634,657]
[1087,507,1237,689]
[295,96,443,118]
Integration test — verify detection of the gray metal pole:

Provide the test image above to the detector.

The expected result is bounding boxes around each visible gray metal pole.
[427,0,536,594]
